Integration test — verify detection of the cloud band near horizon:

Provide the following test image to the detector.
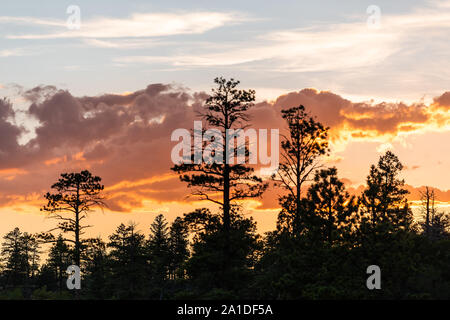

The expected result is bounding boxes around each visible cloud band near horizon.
[0,83,449,212]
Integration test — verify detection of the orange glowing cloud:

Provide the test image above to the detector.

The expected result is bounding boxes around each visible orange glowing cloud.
[1,84,449,213]
[0,168,28,181]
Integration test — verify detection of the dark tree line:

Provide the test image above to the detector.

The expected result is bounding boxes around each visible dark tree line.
[0,78,449,299]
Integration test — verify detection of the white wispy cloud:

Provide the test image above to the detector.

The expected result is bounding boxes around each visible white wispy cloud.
[114,23,398,72]
[114,2,450,73]
[0,16,65,27]
[83,38,164,49]
[0,48,26,57]
[2,12,243,39]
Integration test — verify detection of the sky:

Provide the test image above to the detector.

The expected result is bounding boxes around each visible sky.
[0,0,449,238]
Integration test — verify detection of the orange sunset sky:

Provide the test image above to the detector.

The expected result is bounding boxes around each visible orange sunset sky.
[0,86,449,239]
[0,0,450,239]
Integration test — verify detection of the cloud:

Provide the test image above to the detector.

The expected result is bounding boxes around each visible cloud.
[433,92,450,108]
[115,2,450,73]
[115,23,397,71]
[406,185,450,203]
[0,83,449,212]
[251,88,446,153]
[83,38,163,49]
[3,12,242,39]
[0,48,27,57]
[0,16,65,27]
[404,165,421,171]
[0,98,25,168]
[0,83,208,211]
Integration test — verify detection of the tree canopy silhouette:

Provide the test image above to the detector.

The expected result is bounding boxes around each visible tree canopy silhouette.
[358,151,413,232]
[274,105,329,234]
[40,170,106,267]
[171,77,267,235]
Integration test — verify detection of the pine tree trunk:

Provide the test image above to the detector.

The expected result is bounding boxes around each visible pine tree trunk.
[296,146,301,234]
[75,183,81,267]
[223,106,231,235]
[223,163,230,234]
[425,187,430,238]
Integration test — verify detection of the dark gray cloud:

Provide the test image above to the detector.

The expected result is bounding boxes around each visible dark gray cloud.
[0,84,448,211]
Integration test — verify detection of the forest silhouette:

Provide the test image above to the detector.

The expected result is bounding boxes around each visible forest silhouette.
[0,78,449,300]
